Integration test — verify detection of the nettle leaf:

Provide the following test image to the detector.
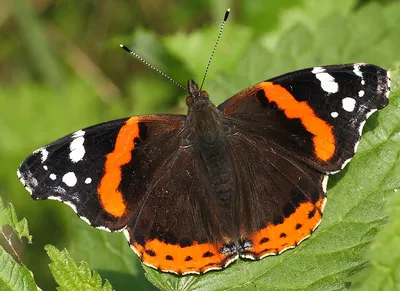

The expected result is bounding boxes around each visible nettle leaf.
[0,197,32,243]
[45,245,114,291]
[349,72,400,291]
[351,195,400,290]
[68,219,155,291]
[0,248,39,291]
[0,197,38,291]
[260,1,400,70]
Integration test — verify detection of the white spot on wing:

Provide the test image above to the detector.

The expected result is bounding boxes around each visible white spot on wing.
[342,97,356,112]
[96,225,112,232]
[73,130,85,138]
[40,148,49,163]
[24,186,33,194]
[43,165,48,170]
[64,201,78,213]
[49,173,57,180]
[312,67,339,94]
[62,172,77,187]
[358,90,365,97]
[47,196,63,202]
[84,177,92,184]
[69,130,85,163]
[358,109,377,135]
[311,66,325,74]
[80,216,91,225]
[386,71,391,99]
[341,158,352,170]
[123,229,130,241]
[353,63,363,78]
[331,112,339,118]
[358,120,366,135]
[322,175,329,193]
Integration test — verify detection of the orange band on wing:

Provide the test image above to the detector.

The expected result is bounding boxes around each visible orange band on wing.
[245,197,326,259]
[131,239,235,274]
[97,117,140,217]
[259,82,335,161]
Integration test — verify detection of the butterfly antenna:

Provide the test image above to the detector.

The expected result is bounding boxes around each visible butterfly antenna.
[200,8,230,90]
[119,44,187,92]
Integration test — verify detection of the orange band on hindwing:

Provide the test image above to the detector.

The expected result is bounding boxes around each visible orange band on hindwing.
[259,82,335,161]
[97,117,140,217]
[244,197,326,259]
[131,239,237,275]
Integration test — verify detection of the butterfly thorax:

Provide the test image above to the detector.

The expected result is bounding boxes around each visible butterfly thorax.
[185,80,222,144]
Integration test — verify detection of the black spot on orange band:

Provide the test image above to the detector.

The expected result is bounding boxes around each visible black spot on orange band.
[258,82,335,162]
[145,249,156,257]
[185,256,193,261]
[131,238,236,274]
[243,197,326,259]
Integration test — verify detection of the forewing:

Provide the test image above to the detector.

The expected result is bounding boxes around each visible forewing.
[17,115,185,231]
[219,64,390,173]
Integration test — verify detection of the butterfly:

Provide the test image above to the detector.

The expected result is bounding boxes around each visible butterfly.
[17,61,390,274]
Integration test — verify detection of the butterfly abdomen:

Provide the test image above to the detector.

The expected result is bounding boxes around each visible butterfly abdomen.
[200,141,236,206]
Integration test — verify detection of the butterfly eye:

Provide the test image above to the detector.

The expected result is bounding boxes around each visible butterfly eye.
[186,96,192,105]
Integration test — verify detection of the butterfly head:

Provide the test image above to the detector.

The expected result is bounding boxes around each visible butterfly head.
[186,79,212,112]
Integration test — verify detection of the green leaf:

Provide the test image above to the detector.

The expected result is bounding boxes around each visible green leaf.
[0,197,32,243]
[349,72,400,291]
[350,194,400,290]
[45,245,114,291]
[163,23,253,83]
[68,218,156,291]
[0,197,38,291]
[0,247,39,291]
[239,0,304,34]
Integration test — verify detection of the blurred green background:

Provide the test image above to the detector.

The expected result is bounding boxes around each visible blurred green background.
[1,0,399,290]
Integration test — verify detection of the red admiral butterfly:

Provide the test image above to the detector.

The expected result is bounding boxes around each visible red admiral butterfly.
[17,10,390,275]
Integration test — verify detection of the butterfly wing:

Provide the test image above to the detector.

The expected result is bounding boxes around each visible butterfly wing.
[17,115,186,231]
[225,131,327,259]
[218,63,390,258]
[219,63,390,173]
